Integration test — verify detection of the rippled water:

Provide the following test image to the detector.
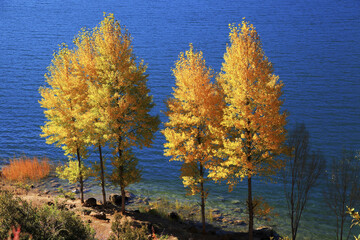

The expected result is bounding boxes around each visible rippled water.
[1,0,359,239]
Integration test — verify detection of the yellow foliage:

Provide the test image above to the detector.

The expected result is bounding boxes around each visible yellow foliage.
[56,160,92,184]
[39,14,159,205]
[39,45,89,159]
[89,14,159,197]
[162,44,224,196]
[211,20,287,187]
[347,207,360,240]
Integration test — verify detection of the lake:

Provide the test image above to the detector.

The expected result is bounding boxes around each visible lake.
[0,0,359,239]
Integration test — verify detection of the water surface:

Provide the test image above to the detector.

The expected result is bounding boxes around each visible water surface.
[1,1,359,239]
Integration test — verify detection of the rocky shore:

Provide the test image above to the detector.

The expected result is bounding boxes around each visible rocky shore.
[0,178,281,240]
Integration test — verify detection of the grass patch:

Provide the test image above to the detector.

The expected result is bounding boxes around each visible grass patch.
[109,214,149,240]
[2,156,51,182]
[0,190,95,240]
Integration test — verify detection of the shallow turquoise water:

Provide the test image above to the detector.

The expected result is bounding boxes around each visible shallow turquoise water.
[1,0,359,239]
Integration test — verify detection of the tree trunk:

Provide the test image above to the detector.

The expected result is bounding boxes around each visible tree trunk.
[199,162,206,234]
[340,213,344,240]
[248,176,253,240]
[117,136,125,214]
[121,184,126,214]
[99,144,106,205]
[76,147,84,203]
[291,163,296,240]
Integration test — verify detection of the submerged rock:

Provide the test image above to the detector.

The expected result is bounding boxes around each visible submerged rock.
[231,200,241,205]
[234,220,247,226]
[211,208,221,214]
[233,208,243,213]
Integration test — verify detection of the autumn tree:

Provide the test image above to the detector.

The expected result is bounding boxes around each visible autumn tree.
[74,28,109,205]
[209,20,287,240]
[92,14,159,214]
[39,46,89,203]
[163,45,223,233]
[282,123,325,240]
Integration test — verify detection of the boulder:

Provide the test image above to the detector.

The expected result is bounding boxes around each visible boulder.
[72,188,80,194]
[90,211,106,220]
[125,191,135,199]
[168,211,180,221]
[109,192,134,205]
[83,209,92,215]
[254,226,280,239]
[84,197,97,207]
[109,194,122,206]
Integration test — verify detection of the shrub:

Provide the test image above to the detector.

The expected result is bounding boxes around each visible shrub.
[348,207,360,240]
[252,196,276,220]
[0,191,95,240]
[2,156,50,182]
[109,214,149,240]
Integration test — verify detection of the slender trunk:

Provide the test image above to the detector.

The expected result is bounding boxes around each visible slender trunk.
[99,144,106,205]
[340,214,344,240]
[340,196,345,240]
[245,120,253,240]
[248,176,253,240]
[76,147,84,203]
[199,162,206,234]
[291,210,296,240]
[121,183,126,214]
[117,136,125,214]
[196,129,206,234]
[336,214,340,240]
[291,166,296,240]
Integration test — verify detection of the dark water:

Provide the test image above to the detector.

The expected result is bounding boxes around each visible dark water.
[1,0,359,239]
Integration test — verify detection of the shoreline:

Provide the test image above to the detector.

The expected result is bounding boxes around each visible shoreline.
[0,177,280,240]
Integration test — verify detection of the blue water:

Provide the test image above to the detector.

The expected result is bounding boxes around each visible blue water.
[1,0,359,239]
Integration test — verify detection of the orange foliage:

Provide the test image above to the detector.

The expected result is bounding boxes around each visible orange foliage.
[2,156,51,182]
